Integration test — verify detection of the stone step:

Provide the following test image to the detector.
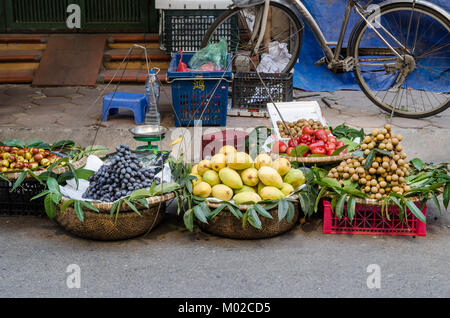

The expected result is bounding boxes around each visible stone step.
[0,50,42,62]
[0,69,34,83]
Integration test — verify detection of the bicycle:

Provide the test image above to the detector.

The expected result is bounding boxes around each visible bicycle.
[201,0,450,118]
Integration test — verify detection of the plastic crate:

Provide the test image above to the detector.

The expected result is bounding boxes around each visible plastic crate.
[0,180,46,217]
[168,52,232,127]
[323,199,426,236]
[232,72,293,110]
[161,9,238,53]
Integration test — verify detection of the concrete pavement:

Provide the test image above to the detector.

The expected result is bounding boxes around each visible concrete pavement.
[0,84,449,298]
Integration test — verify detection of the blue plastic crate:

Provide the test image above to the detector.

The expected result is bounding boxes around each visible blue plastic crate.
[168,53,232,127]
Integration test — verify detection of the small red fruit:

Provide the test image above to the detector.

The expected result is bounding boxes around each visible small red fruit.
[302,126,315,136]
[288,137,300,148]
[327,136,337,144]
[314,129,328,142]
[272,141,288,153]
[336,140,345,148]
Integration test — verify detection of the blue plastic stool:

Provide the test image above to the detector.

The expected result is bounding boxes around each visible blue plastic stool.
[102,92,148,124]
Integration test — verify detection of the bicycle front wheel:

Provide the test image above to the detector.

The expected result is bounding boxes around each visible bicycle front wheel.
[351,3,450,118]
[200,2,303,73]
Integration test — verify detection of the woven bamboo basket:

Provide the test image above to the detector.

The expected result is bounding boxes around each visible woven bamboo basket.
[199,196,300,239]
[1,156,88,180]
[278,153,352,165]
[55,192,175,241]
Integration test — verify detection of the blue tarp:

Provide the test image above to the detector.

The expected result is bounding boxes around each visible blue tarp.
[293,0,449,91]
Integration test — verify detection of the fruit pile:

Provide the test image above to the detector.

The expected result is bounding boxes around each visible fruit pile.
[272,125,345,157]
[82,145,163,202]
[276,119,325,138]
[190,146,306,205]
[0,146,63,173]
[328,124,410,199]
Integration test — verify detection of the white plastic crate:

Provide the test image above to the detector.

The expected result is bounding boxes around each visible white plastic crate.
[156,0,232,10]
[266,101,328,140]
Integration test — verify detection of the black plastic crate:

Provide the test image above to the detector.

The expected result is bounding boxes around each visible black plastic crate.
[162,10,238,53]
[0,179,46,217]
[232,72,293,110]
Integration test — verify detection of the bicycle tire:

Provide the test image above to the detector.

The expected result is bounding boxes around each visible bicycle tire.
[200,2,303,74]
[351,2,450,118]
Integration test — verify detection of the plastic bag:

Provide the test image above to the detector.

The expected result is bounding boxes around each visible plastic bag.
[189,37,228,70]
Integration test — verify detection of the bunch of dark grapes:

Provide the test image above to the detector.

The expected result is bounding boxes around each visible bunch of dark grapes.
[82,144,161,202]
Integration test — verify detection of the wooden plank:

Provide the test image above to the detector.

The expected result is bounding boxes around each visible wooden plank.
[32,35,106,86]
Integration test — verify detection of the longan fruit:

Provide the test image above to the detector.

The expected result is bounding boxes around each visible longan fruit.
[349,168,356,175]
[371,187,378,194]
[334,173,339,179]
[370,179,378,186]
[385,124,391,131]
[360,178,367,185]
[372,161,379,168]
[363,136,372,143]
[366,175,372,181]
[337,166,344,172]
[386,175,392,182]
[361,143,368,150]
[392,186,401,193]
[369,168,377,174]
[397,135,403,141]
[399,177,406,184]
[404,185,411,192]
[367,143,375,150]
[398,159,405,166]
[392,174,399,181]
[396,145,403,152]
[372,129,379,136]
[351,174,359,182]
[370,194,376,199]
[377,134,385,141]
[391,163,398,171]
[382,161,390,169]
[392,137,399,145]
[346,159,352,164]
[343,173,350,179]
[385,187,391,192]
[331,168,337,173]
[375,193,382,200]
[344,166,350,173]
[379,188,386,194]
[386,143,393,151]
[379,143,386,149]
[376,157,382,163]
[357,167,365,174]
[353,161,360,167]
[365,186,371,193]
[364,149,370,156]
[391,181,399,186]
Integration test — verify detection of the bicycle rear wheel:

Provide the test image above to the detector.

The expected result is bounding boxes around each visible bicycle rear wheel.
[200,2,303,73]
[351,3,450,118]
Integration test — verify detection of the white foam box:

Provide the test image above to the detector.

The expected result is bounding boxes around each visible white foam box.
[155,0,232,10]
[266,101,328,141]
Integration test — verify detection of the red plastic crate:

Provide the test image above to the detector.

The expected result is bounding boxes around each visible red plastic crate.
[323,199,426,236]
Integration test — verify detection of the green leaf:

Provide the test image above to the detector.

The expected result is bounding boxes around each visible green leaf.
[347,196,356,222]
[0,173,9,182]
[364,150,375,170]
[30,190,50,201]
[242,210,249,229]
[289,144,310,157]
[209,203,227,219]
[278,199,289,221]
[193,205,208,224]
[110,201,119,218]
[150,182,180,196]
[26,170,44,185]
[431,192,441,214]
[314,187,327,213]
[25,138,45,148]
[336,194,348,220]
[389,196,404,218]
[83,145,109,156]
[406,200,426,224]
[352,150,365,158]
[74,201,85,222]
[286,201,295,223]
[443,183,449,210]
[44,194,57,219]
[227,203,243,219]
[129,188,151,200]
[46,177,60,194]
[183,209,194,231]
[68,163,79,190]
[124,199,141,216]
[51,192,62,204]
[47,157,69,173]
[60,199,74,213]
[248,208,262,229]
[3,139,24,148]
[51,140,75,149]
[254,204,273,219]
[136,198,149,209]
[342,186,367,198]
[81,201,100,213]
[331,144,348,156]
[11,171,27,192]
[374,148,392,156]
[410,158,424,171]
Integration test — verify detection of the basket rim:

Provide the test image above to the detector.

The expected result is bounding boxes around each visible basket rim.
[59,192,176,211]
[206,194,298,211]
[1,156,88,181]
[278,153,352,163]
